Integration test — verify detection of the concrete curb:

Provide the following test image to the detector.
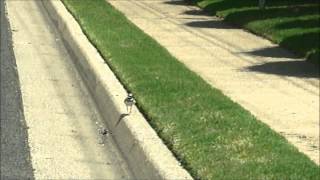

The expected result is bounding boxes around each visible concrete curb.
[41,0,193,179]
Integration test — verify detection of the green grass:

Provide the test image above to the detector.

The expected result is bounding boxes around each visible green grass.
[62,0,319,179]
[193,0,320,63]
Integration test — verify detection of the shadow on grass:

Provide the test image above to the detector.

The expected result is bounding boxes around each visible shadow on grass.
[224,6,319,26]
[200,0,255,14]
[280,32,320,59]
[185,20,238,29]
[275,18,320,29]
[199,0,319,15]
[187,0,319,62]
[246,60,319,78]
[243,46,300,59]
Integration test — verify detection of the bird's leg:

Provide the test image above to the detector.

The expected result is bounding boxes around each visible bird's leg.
[128,106,132,114]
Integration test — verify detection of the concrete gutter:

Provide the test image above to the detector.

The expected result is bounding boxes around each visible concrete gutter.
[41,0,192,179]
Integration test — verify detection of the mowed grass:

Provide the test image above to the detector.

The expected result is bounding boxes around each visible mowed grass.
[62,0,319,179]
[193,0,320,63]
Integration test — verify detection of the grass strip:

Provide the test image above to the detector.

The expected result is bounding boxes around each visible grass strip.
[62,0,319,179]
[192,0,320,63]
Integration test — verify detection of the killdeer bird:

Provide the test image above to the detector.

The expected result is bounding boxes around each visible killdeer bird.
[124,93,136,114]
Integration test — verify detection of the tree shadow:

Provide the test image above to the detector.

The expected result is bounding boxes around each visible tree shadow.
[275,18,320,29]
[224,5,318,26]
[177,0,319,63]
[246,60,319,78]
[185,20,239,29]
[183,9,208,16]
[175,0,320,28]
[280,32,319,59]
[198,0,319,15]
[201,0,255,14]
[164,0,194,6]
[243,47,300,59]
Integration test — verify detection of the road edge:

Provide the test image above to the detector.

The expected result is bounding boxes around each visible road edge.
[41,0,192,179]
[0,0,35,178]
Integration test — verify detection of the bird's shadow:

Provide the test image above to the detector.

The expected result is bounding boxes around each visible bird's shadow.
[115,113,129,127]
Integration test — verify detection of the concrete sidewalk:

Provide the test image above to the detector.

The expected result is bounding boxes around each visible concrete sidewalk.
[108,0,319,164]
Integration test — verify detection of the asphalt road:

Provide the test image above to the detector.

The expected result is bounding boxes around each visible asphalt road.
[0,0,34,179]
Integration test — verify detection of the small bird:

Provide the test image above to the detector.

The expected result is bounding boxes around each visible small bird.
[124,93,136,114]
[99,128,109,135]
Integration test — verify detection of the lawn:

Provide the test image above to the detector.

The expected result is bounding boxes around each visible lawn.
[193,0,320,63]
[62,0,319,179]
